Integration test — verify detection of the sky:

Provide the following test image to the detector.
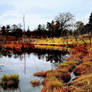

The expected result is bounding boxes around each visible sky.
[0,0,92,30]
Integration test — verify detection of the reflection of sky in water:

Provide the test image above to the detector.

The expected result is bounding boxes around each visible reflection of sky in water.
[0,53,52,92]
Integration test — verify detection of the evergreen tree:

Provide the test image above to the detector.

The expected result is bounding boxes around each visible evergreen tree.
[89,13,92,25]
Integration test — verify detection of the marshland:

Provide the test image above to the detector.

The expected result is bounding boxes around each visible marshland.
[0,2,92,92]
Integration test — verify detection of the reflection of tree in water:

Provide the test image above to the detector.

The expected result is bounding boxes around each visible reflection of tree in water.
[34,50,68,69]
[0,48,68,65]
[35,50,68,64]
[38,54,46,59]
[0,48,68,69]
[46,53,64,63]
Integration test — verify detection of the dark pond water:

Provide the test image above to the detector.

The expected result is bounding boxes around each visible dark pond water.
[0,50,69,92]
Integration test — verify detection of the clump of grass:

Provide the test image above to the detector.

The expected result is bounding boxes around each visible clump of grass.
[46,76,63,88]
[65,61,76,65]
[60,63,68,67]
[48,76,57,81]
[68,73,92,92]
[74,62,92,76]
[47,71,61,78]
[2,74,19,82]
[1,74,19,90]
[47,80,63,88]
[59,61,76,72]
[60,61,76,67]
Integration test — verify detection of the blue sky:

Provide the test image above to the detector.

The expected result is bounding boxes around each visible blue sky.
[0,0,92,30]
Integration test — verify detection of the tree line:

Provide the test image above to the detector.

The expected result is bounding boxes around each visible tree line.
[0,12,92,39]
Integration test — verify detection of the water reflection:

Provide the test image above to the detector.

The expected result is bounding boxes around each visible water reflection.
[0,48,69,92]
[30,49,69,64]
[0,48,69,64]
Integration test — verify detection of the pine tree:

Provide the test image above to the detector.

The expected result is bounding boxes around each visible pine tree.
[89,13,92,25]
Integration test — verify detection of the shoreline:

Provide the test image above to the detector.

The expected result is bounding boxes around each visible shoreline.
[0,36,92,92]
[33,44,92,92]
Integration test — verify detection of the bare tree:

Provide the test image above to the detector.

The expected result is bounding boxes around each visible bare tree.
[55,12,74,30]
[55,12,74,46]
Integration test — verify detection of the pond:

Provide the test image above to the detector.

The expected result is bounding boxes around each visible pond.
[0,50,68,92]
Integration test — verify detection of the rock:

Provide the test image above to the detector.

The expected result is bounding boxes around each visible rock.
[7,80,16,88]
[1,80,19,89]
[31,80,41,87]
[1,74,19,89]
[34,71,47,77]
